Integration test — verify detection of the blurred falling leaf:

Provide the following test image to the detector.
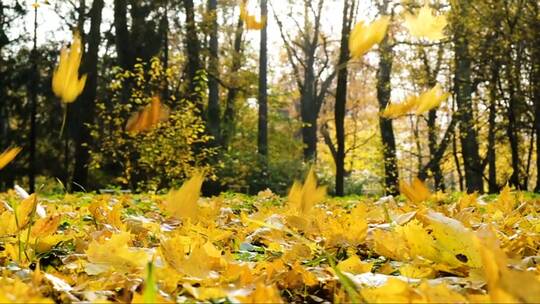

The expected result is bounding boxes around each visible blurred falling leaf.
[404,4,447,41]
[52,32,87,103]
[0,147,21,170]
[399,178,431,203]
[126,96,170,133]
[161,170,204,221]
[382,84,449,118]
[240,0,265,30]
[288,167,326,214]
[349,16,390,59]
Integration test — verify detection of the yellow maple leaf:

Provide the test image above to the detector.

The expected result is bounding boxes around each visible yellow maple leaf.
[349,16,390,59]
[337,254,373,274]
[0,147,21,170]
[288,167,326,214]
[161,171,205,221]
[422,210,481,268]
[31,214,61,238]
[237,282,283,303]
[52,32,87,103]
[476,225,540,303]
[404,4,447,41]
[399,178,431,203]
[16,193,39,230]
[86,231,149,273]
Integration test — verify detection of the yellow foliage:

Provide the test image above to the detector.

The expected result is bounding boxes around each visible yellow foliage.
[237,282,283,303]
[349,16,390,59]
[52,32,87,103]
[404,4,448,41]
[161,171,205,221]
[0,147,21,170]
[240,1,265,30]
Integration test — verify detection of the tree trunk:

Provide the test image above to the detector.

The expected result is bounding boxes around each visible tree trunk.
[487,65,499,193]
[258,0,268,161]
[334,0,353,196]
[506,63,522,189]
[28,3,38,193]
[376,34,399,195]
[534,4,540,192]
[207,0,220,144]
[222,16,244,148]
[72,0,104,190]
[113,0,132,70]
[182,0,203,111]
[453,0,483,193]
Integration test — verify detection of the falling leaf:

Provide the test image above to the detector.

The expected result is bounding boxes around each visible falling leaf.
[52,32,87,103]
[240,0,265,30]
[404,4,447,41]
[349,16,390,59]
[0,147,21,170]
[161,171,204,221]
[126,96,170,133]
[382,84,449,118]
[399,178,431,203]
[288,167,326,214]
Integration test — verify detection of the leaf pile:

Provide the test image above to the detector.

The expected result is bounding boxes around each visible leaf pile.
[0,182,540,303]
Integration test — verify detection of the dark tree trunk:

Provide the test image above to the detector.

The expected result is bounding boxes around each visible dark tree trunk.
[222,16,244,148]
[506,63,522,189]
[258,0,268,161]
[113,0,132,70]
[29,3,38,193]
[533,4,540,192]
[207,0,220,144]
[333,0,353,196]
[182,0,203,111]
[72,0,104,190]
[453,0,483,193]
[377,34,399,195]
[487,65,499,193]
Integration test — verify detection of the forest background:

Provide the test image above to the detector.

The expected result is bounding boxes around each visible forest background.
[1,0,539,197]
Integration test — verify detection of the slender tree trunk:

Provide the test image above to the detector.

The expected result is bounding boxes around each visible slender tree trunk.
[222,16,244,148]
[182,0,203,111]
[453,0,483,193]
[72,0,104,190]
[506,63,521,189]
[29,2,38,193]
[258,0,268,161]
[487,65,499,193]
[207,0,220,144]
[334,0,352,196]
[533,6,540,192]
[113,0,132,70]
[377,33,399,195]
[452,130,464,191]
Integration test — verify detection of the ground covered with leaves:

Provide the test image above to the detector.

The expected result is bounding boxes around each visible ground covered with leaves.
[1,177,540,303]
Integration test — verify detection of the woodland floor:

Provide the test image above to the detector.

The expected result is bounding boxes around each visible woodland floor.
[0,188,540,303]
